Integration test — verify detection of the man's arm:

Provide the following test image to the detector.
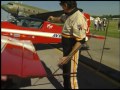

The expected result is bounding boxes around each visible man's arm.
[48,16,62,23]
[58,41,82,66]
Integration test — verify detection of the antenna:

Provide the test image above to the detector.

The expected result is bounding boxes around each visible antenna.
[7,13,10,20]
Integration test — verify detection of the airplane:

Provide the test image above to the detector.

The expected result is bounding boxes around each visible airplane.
[1,1,49,17]
[1,1,85,21]
[1,2,105,42]
[1,16,62,44]
[1,15,105,45]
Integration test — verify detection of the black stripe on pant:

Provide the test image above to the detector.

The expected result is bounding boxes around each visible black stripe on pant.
[62,37,76,89]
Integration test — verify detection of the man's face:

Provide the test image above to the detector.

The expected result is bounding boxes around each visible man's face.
[60,3,69,13]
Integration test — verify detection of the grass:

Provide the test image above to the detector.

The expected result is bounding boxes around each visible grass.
[90,20,120,38]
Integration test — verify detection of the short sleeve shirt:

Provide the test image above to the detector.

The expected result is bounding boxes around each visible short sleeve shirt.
[61,10,87,41]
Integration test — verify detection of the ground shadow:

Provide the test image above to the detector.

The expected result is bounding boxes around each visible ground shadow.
[77,55,120,89]
[1,77,31,89]
[40,61,63,89]
[34,43,62,51]
[79,54,120,82]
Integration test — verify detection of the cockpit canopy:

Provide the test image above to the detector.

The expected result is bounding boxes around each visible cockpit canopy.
[8,17,44,28]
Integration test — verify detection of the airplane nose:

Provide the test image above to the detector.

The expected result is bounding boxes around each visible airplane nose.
[1,4,4,9]
[1,4,8,11]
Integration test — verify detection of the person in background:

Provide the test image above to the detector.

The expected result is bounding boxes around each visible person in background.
[94,18,98,30]
[98,18,103,31]
[118,19,120,30]
[102,18,107,31]
[48,1,87,89]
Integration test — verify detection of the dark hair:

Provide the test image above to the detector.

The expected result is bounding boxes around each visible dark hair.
[59,1,77,9]
[79,8,83,12]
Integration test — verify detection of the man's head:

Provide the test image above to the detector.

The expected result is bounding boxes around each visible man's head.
[59,1,77,13]
[59,1,77,9]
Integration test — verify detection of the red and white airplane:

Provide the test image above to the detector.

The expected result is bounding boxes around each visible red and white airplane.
[1,17,62,44]
[1,16,62,80]
[1,35,47,79]
[1,13,105,45]
[1,13,105,81]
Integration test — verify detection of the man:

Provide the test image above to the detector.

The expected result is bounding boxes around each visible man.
[94,18,98,30]
[48,1,87,89]
[103,18,107,31]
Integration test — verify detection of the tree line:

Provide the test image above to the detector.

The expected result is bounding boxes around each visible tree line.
[92,15,120,19]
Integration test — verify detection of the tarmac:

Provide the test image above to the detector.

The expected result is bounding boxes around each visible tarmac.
[2,36,120,89]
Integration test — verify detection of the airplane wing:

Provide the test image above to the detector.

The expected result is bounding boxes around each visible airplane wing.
[30,10,64,21]
[30,8,83,21]
[1,35,47,78]
[87,34,105,40]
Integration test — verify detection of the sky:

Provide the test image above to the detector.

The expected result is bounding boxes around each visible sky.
[1,1,120,20]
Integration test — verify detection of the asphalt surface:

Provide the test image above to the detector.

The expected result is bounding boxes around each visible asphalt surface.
[1,36,120,89]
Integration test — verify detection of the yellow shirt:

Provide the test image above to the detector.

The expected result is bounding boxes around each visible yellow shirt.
[61,10,87,41]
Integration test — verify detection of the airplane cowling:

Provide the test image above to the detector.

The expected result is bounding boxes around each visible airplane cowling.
[1,35,47,78]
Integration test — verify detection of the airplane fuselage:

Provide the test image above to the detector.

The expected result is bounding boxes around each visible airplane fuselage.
[1,17,62,44]
[1,2,48,17]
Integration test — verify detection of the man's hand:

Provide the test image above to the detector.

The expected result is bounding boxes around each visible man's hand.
[58,56,70,67]
[47,16,54,21]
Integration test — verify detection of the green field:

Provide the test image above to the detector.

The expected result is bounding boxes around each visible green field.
[90,20,120,38]
[54,19,120,38]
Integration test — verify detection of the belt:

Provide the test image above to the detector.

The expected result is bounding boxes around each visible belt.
[62,33,83,41]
